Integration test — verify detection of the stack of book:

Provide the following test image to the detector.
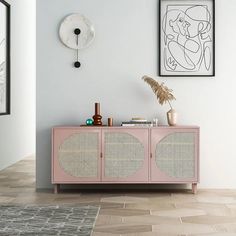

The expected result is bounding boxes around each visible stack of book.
[121,118,152,127]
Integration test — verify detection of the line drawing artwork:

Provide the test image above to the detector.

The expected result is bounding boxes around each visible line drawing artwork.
[0,37,6,113]
[161,2,213,75]
[0,39,6,112]
[0,0,8,114]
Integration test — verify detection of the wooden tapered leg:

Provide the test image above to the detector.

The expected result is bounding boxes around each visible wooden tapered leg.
[54,184,60,194]
[192,183,197,194]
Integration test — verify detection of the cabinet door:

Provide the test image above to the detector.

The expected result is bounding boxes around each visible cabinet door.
[52,128,101,183]
[102,128,149,182]
[150,128,199,183]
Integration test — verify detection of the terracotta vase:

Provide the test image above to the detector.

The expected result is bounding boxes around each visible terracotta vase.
[167,109,177,126]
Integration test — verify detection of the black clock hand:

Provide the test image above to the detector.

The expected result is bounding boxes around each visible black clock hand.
[74,28,81,68]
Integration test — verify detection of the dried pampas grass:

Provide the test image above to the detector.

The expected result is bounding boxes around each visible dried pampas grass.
[142,75,175,109]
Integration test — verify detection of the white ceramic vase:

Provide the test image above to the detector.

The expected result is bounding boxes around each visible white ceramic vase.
[167,109,177,126]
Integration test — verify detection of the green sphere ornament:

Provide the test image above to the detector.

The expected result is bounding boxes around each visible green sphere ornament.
[86,118,93,126]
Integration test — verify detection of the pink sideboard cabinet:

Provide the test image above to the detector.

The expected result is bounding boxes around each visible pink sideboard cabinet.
[52,126,199,194]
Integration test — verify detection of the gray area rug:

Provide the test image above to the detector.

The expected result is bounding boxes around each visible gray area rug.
[0,205,99,236]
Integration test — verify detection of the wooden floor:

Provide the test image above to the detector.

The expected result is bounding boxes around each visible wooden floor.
[1,157,236,235]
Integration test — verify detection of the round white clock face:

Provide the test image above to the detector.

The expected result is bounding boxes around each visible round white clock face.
[59,13,95,50]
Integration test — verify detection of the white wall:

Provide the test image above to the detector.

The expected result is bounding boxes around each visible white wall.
[0,0,36,170]
[36,0,236,189]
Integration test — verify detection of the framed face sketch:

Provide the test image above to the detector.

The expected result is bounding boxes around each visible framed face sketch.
[159,0,215,77]
[0,0,10,115]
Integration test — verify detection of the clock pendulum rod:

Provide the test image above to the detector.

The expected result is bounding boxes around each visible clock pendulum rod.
[74,28,81,68]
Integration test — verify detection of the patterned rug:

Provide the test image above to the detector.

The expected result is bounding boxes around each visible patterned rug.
[0,205,99,236]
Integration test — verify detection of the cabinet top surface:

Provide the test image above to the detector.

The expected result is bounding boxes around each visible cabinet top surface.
[53,125,199,130]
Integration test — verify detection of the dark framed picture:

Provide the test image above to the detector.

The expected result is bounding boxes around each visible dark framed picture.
[0,0,10,115]
[159,0,215,77]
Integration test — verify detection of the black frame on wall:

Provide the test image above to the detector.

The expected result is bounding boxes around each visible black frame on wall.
[159,0,215,77]
[0,0,10,115]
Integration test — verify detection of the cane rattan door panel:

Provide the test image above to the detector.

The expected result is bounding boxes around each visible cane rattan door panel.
[150,128,199,183]
[102,129,149,182]
[52,128,101,183]
[58,132,99,177]
[156,132,195,178]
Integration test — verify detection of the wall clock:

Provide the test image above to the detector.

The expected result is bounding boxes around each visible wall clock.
[59,13,95,68]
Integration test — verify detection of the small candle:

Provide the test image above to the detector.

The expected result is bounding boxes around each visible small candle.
[108,118,113,126]
[95,103,100,115]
